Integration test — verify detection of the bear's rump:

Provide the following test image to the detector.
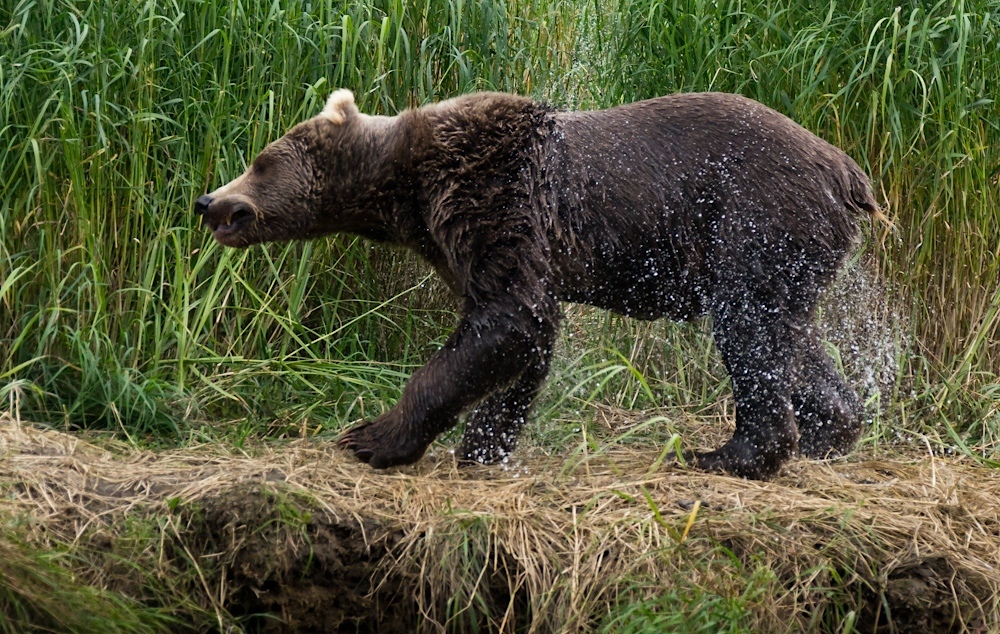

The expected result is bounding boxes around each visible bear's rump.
[541,99,861,320]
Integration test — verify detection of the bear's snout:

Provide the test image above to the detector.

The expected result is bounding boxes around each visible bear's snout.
[195,194,256,244]
[194,194,213,216]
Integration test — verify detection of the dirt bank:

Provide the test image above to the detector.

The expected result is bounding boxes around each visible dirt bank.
[2,416,999,632]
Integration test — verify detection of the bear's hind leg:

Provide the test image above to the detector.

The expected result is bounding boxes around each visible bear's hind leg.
[793,331,863,458]
[692,292,799,480]
[459,351,551,465]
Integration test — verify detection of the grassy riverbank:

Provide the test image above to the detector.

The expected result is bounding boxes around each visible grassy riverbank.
[2,0,999,630]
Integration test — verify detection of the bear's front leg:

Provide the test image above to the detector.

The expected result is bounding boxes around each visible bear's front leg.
[340,298,557,469]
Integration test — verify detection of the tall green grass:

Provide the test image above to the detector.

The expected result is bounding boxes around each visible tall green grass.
[1,0,998,442]
[0,0,531,436]
[609,0,1000,383]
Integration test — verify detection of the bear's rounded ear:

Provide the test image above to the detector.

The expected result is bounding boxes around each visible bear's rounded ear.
[321,89,357,124]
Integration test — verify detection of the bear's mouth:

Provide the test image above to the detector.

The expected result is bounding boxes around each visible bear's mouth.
[209,204,255,242]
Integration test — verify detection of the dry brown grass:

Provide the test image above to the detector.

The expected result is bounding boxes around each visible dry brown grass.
[2,408,1000,633]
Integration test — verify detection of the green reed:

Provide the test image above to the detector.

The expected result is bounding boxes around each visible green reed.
[0,0,997,442]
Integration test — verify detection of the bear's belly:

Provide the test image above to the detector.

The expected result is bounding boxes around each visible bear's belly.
[555,259,706,321]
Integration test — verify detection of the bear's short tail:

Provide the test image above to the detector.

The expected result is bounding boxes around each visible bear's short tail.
[843,158,878,214]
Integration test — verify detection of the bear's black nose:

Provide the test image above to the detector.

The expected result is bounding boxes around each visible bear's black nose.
[194,195,213,215]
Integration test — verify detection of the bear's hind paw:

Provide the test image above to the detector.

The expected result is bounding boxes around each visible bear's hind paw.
[684,445,784,481]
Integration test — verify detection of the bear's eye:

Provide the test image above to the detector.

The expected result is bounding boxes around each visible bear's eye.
[253,153,278,175]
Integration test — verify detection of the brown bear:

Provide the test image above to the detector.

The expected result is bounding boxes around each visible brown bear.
[196,89,876,480]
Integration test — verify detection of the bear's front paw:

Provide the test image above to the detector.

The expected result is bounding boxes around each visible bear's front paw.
[338,413,429,469]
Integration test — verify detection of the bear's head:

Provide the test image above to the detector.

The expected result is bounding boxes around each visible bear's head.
[195,89,396,247]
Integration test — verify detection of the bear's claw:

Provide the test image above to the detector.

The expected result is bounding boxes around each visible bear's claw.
[338,415,429,469]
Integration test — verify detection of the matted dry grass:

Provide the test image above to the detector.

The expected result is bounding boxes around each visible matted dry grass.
[2,409,1000,633]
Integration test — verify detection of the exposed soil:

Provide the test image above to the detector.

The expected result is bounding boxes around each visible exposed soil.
[172,485,992,633]
[184,485,410,633]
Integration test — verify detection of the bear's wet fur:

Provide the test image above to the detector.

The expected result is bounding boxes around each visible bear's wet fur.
[197,90,876,480]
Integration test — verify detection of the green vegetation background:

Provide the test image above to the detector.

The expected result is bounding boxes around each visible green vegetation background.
[2,0,998,455]
[1,1,999,631]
